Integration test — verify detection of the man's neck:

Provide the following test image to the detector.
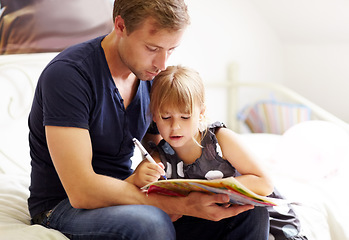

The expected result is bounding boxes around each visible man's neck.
[101,31,133,81]
[101,31,139,109]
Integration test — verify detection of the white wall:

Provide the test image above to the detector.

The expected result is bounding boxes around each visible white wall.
[168,0,284,125]
[283,44,349,122]
[169,0,283,83]
[168,0,349,124]
[248,0,349,123]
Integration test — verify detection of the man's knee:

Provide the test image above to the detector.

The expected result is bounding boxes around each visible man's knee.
[251,206,269,221]
[113,205,176,240]
[242,207,270,238]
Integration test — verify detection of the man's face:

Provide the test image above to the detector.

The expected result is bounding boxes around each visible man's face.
[118,18,185,80]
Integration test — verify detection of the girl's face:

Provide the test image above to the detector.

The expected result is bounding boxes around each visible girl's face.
[153,104,204,149]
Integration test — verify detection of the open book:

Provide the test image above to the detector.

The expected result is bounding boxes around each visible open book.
[142,177,282,207]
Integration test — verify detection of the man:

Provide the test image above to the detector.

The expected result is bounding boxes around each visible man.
[28,0,269,239]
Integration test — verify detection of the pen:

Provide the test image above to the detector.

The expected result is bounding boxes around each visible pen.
[132,138,167,180]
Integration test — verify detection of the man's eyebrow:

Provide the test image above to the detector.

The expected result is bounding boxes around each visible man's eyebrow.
[145,42,180,50]
[147,43,162,49]
[169,45,180,50]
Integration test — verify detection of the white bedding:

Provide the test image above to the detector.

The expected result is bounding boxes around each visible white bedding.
[0,174,67,240]
[240,132,349,240]
[1,53,349,240]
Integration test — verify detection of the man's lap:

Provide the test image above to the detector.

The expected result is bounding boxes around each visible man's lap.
[40,199,175,240]
[36,199,269,240]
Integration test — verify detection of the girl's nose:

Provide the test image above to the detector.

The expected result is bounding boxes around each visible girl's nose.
[171,120,181,130]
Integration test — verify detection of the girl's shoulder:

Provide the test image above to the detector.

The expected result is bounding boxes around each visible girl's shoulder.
[211,122,240,146]
[203,121,233,149]
[206,121,226,136]
[207,121,238,137]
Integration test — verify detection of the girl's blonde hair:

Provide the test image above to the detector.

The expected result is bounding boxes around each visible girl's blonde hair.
[150,65,206,123]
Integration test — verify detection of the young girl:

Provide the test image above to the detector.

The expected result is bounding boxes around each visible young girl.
[132,65,307,240]
[134,65,273,197]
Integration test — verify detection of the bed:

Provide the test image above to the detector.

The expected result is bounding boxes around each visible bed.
[1,53,348,240]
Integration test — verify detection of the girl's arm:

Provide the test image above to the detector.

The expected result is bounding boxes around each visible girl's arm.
[216,128,274,196]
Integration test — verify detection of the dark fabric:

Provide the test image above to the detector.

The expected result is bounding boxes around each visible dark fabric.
[28,36,154,218]
[32,199,176,240]
[174,207,270,240]
[146,121,160,135]
[267,189,308,240]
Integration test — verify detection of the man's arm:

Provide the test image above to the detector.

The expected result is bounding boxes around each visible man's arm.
[45,126,148,208]
[45,125,253,221]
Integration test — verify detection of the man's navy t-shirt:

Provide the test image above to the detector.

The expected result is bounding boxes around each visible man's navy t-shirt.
[28,36,153,218]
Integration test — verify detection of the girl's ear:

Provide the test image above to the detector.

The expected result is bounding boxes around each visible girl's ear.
[198,104,207,132]
[200,104,206,119]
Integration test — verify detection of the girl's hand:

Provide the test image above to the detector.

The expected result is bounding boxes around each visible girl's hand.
[133,161,166,188]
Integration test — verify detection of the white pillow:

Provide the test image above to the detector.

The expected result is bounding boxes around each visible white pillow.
[0,173,68,239]
[272,120,349,182]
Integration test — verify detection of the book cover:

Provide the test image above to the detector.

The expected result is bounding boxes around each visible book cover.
[142,177,282,207]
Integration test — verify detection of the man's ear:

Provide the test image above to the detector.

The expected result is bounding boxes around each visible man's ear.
[114,15,126,36]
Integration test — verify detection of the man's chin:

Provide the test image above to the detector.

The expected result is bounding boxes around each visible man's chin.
[138,74,155,81]
[138,77,153,81]
[134,69,160,81]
